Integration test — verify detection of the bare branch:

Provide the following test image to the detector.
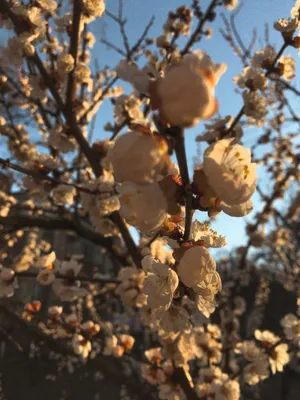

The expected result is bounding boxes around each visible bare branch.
[181,0,220,55]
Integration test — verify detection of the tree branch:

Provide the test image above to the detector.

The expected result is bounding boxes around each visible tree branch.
[173,367,199,400]
[66,0,82,105]
[173,128,193,241]
[0,214,127,265]
[181,0,219,55]
[226,42,289,136]
[0,157,102,195]
[14,270,120,285]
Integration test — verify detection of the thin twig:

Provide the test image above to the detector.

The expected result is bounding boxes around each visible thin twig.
[0,326,24,352]
[0,157,104,195]
[271,78,300,97]
[226,42,289,137]
[80,16,154,124]
[111,212,142,267]
[181,0,219,55]
[100,38,127,56]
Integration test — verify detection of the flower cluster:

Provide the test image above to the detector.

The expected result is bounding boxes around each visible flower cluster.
[194,138,256,217]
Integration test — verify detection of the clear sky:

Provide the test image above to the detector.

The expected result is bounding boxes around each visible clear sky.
[91,0,300,248]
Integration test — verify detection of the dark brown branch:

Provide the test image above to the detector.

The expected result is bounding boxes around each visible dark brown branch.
[0,157,100,195]
[111,212,142,267]
[14,270,120,284]
[80,15,154,124]
[0,214,127,265]
[100,38,127,56]
[173,367,199,400]
[181,0,219,55]
[0,325,24,352]
[118,0,131,56]
[173,128,193,241]
[271,77,300,97]
[66,0,82,105]
[230,2,249,61]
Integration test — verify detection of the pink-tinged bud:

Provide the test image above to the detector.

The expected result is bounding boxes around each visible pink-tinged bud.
[151,50,226,127]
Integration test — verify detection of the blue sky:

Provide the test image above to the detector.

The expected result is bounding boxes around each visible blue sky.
[91,0,300,248]
[0,0,299,249]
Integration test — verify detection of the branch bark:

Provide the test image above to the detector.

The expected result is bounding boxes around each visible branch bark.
[66,0,82,105]
[173,128,193,241]
[0,214,127,265]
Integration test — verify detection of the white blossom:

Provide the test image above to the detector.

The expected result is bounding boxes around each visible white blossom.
[103,335,124,357]
[213,377,240,400]
[203,138,257,206]
[144,347,164,364]
[191,220,227,248]
[52,259,87,302]
[291,0,300,20]
[234,67,268,91]
[196,296,217,318]
[81,172,120,221]
[281,314,300,341]
[278,55,296,81]
[243,359,269,385]
[141,364,167,385]
[106,130,169,184]
[116,267,147,308]
[269,343,290,374]
[48,129,76,153]
[116,60,158,94]
[48,306,63,318]
[119,334,135,351]
[52,185,76,206]
[81,321,101,336]
[81,0,105,18]
[219,199,254,217]
[118,182,167,233]
[35,251,56,269]
[57,52,75,73]
[0,191,16,217]
[243,90,268,122]
[153,305,191,338]
[72,334,91,359]
[274,18,299,33]
[74,62,91,84]
[252,45,277,69]
[55,13,72,33]
[254,329,279,346]
[112,93,144,125]
[177,246,221,299]
[142,256,179,311]
[152,50,227,127]
[223,0,239,10]
[36,0,58,13]
[194,327,222,365]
